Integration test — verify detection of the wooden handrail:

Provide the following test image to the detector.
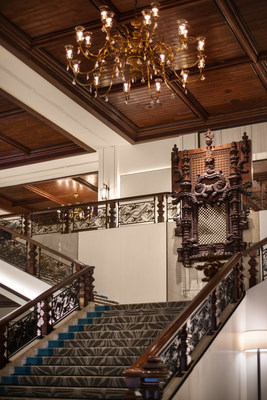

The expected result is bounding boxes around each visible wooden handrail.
[0,191,172,218]
[0,224,85,266]
[0,264,94,327]
[126,252,242,372]
[243,237,267,255]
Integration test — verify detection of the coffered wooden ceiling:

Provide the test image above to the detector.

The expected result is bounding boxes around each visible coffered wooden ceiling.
[0,172,98,213]
[0,0,266,145]
[0,91,94,169]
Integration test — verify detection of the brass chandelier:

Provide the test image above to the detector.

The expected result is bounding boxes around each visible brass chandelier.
[65,2,206,104]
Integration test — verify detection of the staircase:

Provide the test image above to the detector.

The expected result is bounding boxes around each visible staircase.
[0,301,187,399]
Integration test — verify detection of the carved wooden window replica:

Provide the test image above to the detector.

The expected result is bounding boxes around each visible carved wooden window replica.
[171,131,252,268]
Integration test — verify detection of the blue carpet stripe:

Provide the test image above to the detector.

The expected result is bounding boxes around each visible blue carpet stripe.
[26,356,43,365]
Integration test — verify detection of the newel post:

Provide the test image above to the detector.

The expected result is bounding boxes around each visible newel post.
[140,357,170,399]
[232,259,243,302]
[157,194,165,223]
[28,243,38,276]
[124,368,142,399]
[109,201,117,228]
[41,297,53,336]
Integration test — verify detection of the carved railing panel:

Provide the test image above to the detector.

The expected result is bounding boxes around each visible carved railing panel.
[0,262,94,367]
[262,244,267,281]
[119,200,155,225]
[0,235,27,270]
[7,309,38,359]
[39,253,74,285]
[0,218,23,234]
[0,193,177,237]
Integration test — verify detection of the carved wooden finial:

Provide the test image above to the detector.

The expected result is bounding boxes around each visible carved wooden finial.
[204,129,214,147]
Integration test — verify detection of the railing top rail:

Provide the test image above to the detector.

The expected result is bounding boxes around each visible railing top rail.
[244,237,267,254]
[0,224,85,266]
[0,191,172,218]
[127,251,242,371]
[0,264,94,327]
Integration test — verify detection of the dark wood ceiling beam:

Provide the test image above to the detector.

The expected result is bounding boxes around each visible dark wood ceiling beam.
[24,184,65,206]
[136,105,267,142]
[72,177,98,192]
[12,198,49,207]
[0,108,26,118]
[0,142,87,170]
[0,131,31,155]
[214,0,267,90]
[0,196,30,214]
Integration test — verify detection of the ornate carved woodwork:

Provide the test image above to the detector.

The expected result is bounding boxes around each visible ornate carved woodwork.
[171,131,252,267]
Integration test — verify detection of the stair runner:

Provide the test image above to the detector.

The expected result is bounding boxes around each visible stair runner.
[0,301,187,400]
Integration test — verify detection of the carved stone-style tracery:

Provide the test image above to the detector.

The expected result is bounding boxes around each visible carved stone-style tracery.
[171,131,252,267]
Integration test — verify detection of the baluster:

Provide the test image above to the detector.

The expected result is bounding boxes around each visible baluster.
[140,357,170,400]
[0,323,7,368]
[88,268,95,302]
[23,213,31,236]
[179,324,188,373]
[28,243,38,276]
[41,297,53,336]
[79,272,90,309]
[157,194,165,223]
[248,248,258,288]
[232,259,243,302]
[109,201,116,228]
[64,208,70,234]
[210,289,218,332]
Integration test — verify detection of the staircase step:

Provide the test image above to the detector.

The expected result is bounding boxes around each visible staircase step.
[48,338,154,348]
[90,314,176,324]
[72,328,161,340]
[2,375,126,388]
[100,305,186,317]
[26,355,137,366]
[0,386,127,399]
[82,321,170,331]
[108,301,187,310]
[38,346,147,357]
[13,365,127,376]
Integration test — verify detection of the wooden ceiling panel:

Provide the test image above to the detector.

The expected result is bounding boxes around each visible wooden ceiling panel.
[0,173,98,213]
[189,64,267,113]
[0,0,99,38]
[0,113,70,149]
[235,0,267,51]
[108,84,197,128]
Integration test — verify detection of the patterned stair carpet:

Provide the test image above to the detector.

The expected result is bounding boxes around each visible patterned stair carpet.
[0,301,187,399]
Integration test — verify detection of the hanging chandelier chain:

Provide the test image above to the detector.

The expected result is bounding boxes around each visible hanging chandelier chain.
[64,2,206,105]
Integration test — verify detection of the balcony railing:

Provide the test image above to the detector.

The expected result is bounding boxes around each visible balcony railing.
[0,192,178,237]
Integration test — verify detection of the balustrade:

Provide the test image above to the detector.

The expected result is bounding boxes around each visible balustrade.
[0,192,179,237]
[124,238,267,399]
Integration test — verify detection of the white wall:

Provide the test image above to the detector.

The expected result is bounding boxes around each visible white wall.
[78,223,167,304]
[175,279,267,400]
[259,210,267,240]
[0,260,50,301]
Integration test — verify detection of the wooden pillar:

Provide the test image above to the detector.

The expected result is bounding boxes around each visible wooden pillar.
[0,323,7,369]
[140,357,170,400]
[41,297,53,336]
[28,243,38,276]
[179,324,188,373]
[109,201,116,228]
[157,194,165,223]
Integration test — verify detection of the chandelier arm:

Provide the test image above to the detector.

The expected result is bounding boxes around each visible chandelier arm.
[147,64,154,101]
[79,44,99,59]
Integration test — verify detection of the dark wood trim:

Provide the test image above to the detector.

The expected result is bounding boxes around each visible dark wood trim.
[72,177,98,192]
[24,184,65,206]
[0,142,87,170]
[0,131,31,155]
[0,107,26,118]
[214,0,267,90]
[136,106,267,142]
[0,89,95,153]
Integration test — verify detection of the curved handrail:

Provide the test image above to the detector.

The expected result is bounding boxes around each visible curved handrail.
[126,236,267,372]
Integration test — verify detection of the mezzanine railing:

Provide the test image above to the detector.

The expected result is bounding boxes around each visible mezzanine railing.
[124,237,267,399]
[0,192,178,237]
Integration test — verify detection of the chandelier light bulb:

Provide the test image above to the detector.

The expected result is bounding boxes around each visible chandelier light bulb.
[65,45,73,59]
[155,78,162,93]
[75,26,85,43]
[160,53,165,64]
[84,31,92,46]
[105,12,114,28]
[94,74,99,86]
[100,6,109,21]
[142,9,152,25]
[177,19,189,39]
[197,36,205,51]
[72,60,80,74]
[151,2,160,18]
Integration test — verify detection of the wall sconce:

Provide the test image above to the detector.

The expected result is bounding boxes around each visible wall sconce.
[100,183,109,200]
[241,330,267,400]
